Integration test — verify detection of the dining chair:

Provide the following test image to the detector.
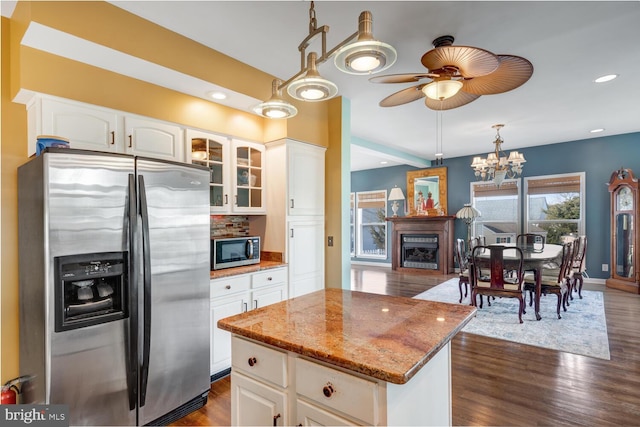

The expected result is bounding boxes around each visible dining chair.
[569,235,588,299]
[471,245,526,324]
[468,236,486,251]
[516,233,545,252]
[454,238,470,303]
[524,242,574,319]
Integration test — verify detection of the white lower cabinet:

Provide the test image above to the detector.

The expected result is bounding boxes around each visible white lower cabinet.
[210,267,287,377]
[232,373,287,427]
[296,399,357,426]
[231,336,453,426]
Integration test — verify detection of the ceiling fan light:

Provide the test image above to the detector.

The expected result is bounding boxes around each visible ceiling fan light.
[422,80,463,100]
[287,76,338,101]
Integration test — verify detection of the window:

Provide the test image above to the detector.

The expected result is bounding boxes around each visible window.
[471,180,521,245]
[354,190,387,258]
[525,173,585,244]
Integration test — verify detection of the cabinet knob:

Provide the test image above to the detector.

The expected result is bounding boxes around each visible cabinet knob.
[273,413,281,427]
[322,383,334,398]
[267,276,273,281]
[248,357,257,367]
[225,285,231,289]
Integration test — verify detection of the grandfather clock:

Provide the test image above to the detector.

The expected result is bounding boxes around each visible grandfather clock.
[606,168,640,293]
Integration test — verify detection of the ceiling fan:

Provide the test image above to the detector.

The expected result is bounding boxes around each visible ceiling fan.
[369,35,533,110]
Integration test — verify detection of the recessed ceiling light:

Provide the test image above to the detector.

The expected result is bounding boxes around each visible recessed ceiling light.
[590,128,605,133]
[594,74,618,83]
[380,161,388,165]
[208,91,227,100]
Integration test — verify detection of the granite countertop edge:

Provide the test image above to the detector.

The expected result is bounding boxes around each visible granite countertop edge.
[218,290,477,384]
[210,260,287,279]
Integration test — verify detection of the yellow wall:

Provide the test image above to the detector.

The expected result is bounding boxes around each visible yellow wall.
[325,97,351,289]
[1,15,28,386]
[1,1,343,383]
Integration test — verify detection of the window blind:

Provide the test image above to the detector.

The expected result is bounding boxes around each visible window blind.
[527,175,581,195]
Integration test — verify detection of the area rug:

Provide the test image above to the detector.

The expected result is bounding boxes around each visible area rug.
[414,279,611,360]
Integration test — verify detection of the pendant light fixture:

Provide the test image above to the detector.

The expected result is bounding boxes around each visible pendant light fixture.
[470,124,526,187]
[252,79,298,119]
[287,52,338,101]
[253,1,396,119]
[334,11,397,75]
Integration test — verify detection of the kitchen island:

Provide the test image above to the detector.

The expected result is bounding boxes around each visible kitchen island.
[218,288,476,426]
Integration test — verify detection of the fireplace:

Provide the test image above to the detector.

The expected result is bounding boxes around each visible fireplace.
[402,234,439,270]
[387,216,454,275]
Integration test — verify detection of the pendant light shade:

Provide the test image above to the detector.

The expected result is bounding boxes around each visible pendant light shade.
[288,52,339,101]
[334,11,397,75]
[252,79,298,119]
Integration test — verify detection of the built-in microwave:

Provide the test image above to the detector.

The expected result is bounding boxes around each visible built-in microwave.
[212,236,260,270]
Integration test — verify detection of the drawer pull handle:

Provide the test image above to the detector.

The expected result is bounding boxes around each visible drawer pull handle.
[225,285,231,289]
[267,276,273,281]
[322,383,334,398]
[248,357,257,367]
[273,413,281,426]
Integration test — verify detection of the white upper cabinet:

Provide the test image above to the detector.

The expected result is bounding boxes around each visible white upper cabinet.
[33,96,185,163]
[186,129,232,214]
[232,140,266,214]
[40,98,119,153]
[186,131,266,214]
[124,116,183,161]
[287,142,325,216]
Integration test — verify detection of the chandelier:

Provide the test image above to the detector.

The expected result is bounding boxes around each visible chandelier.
[253,1,396,119]
[470,124,526,187]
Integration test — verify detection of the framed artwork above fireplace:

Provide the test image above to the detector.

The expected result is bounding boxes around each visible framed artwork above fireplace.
[407,167,448,216]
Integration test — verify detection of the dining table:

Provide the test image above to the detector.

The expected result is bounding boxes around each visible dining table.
[470,243,564,320]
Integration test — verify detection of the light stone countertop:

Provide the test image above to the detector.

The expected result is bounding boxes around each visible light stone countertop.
[218,288,477,384]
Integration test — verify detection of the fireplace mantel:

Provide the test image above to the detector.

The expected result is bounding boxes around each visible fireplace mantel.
[387,216,455,275]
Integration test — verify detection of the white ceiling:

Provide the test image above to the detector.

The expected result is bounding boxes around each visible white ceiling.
[8,1,640,171]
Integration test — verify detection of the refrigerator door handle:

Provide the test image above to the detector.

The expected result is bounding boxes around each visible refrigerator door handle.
[126,174,138,411]
[138,175,152,408]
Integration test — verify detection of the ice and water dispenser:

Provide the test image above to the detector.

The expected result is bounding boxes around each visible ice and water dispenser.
[54,252,128,332]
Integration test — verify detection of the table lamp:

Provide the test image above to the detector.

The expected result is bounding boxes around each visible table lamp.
[456,203,481,245]
[388,186,406,217]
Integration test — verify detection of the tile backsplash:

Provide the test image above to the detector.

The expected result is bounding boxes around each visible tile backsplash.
[210,215,250,238]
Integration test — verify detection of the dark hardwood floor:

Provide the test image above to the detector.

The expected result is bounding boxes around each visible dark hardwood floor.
[173,264,640,426]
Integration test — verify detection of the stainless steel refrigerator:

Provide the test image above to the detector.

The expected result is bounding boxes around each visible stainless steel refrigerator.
[18,148,211,425]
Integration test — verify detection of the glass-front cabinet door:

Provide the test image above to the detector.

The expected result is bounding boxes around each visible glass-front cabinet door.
[232,140,265,214]
[186,130,231,214]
